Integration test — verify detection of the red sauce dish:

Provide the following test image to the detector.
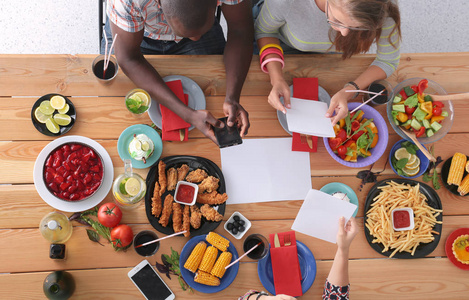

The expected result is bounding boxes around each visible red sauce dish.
[174,181,198,205]
[44,143,103,201]
[392,208,415,231]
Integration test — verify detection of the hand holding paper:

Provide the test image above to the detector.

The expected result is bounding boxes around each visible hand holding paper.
[286,98,335,137]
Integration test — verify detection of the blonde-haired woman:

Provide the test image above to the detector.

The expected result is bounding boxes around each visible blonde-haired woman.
[255,0,401,123]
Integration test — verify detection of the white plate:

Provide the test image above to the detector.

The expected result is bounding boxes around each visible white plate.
[33,136,114,212]
[277,85,331,135]
[148,75,206,131]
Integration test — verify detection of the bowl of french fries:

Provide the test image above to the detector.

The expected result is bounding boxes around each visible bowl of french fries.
[180,232,239,293]
[364,179,443,258]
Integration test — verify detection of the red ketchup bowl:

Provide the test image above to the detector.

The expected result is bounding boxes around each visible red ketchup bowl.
[43,142,104,202]
[174,181,198,206]
[392,208,415,231]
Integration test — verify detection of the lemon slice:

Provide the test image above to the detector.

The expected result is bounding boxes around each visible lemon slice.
[395,148,411,161]
[58,104,70,114]
[131,92,149,107]
[54,114,71,126]
[134,140,142,151]
[407,154,417,165]
[125,177,140,196]
[45,118,60,134]
[406,156,421,170]
[141,141,150,151]
[34,107,51,123]
[39,100,55,115]
[50,95,66,110]
[403,166,420,177]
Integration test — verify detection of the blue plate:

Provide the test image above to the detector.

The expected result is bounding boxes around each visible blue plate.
[180,234,239,293]
[257,240,316,295]
[320,182,359,217]
[117,124,163,169]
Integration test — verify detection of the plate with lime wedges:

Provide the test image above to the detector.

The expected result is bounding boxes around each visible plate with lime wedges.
[148,75,206,131]
[31,94,76,136]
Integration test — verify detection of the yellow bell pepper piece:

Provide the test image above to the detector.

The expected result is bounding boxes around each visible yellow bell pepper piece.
[333,124,340,135]
[359,148,371,157]
[339,119,345,129]
[396,112,408,123]
[417,93,425,103]
[431,116,445,123]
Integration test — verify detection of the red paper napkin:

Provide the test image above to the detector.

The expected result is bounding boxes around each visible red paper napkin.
[161,80,191,131]
[269,231,303,297]
[162,94,189,141]
[292,78,319,152]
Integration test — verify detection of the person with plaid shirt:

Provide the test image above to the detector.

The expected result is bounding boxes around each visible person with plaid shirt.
[105,0,253,143]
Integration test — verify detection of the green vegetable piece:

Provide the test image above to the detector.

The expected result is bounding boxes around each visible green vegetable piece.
[410,119,422,130]
[345,113,352,136]
[393,95,402,103]
[396,158,409,169]
[426,128,434,137]
[86,229,104,246]
[392,104,405,113]
[412,107,427,121]
[424,95,433,102]
[404,94,419,108]
[402,120,412,127]
[404,86,415,96]
[422,119,431,129]
[441,111,449,117]
[430,121,443,132]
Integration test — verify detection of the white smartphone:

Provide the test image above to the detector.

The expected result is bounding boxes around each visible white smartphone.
[128,260,175,300]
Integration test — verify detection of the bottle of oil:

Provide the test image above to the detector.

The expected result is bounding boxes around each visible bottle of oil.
[39,212,73,243]
[43,271,75,300]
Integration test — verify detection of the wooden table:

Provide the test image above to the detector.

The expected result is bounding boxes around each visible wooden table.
[1,53,469,299]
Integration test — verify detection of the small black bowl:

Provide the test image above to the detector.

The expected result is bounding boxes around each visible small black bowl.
[31,93,76,137]
[441,155,469,196]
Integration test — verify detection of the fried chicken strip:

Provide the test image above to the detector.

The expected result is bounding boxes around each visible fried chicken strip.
[197,191,228,205]
[177,164,190,182]
[183,205,190,237]
[190,205,202,229]
[158,194,173,227]
[198,176,219,194]
[151,181,162,217]
[167,167,177,191]
[172,202,183,233]
[186,169,208,183]
[200,204,223,222]
[158,160,167,196]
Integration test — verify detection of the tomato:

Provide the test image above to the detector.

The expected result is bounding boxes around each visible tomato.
[432,107,442,116]
[411,85,419,93]
[405,106,416,114]
[417,79,428,95]
[111,224,134,248]
[337,129,347,141]
[433,101,444,108]
[337,145,347,156]
[98,203,122,228]
[399,90,408,100]
[415,127,426,138]
[328,138,342,151]
[351,120,360,132]
[351,130,365,141]
[344,139,354,148]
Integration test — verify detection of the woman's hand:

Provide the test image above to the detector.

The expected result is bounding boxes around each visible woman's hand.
[336,217,359,252]
[325,88,354,124]
[267,77,291,114]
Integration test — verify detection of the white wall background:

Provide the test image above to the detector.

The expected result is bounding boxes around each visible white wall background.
[0,0,468,54]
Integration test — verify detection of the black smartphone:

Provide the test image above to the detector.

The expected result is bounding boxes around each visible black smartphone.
[213,117,243,148]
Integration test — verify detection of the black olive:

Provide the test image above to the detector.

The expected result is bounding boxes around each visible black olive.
[232,228,238,235]
[238,220,245,226]
[227,223,234,230]
[233,221,239,227]
[238,225,245,232]
[233,215,240,222]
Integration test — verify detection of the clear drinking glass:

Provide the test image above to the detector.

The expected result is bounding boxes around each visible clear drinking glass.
[92,54,119,84]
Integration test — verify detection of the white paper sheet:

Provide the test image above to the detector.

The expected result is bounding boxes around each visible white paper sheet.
[291,189,357,243]
[220,138,311,204]
[285,97,335,137]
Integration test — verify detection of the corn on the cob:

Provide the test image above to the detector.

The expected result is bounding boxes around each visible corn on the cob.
[210,251,232,278]
[458,174,469,196]
[194,270,220,286]
[206,232,229,252]
[199,246,218,273]
[183,242,207,273]
[447,153,467,186]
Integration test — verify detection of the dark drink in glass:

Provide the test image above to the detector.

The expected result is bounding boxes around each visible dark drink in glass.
[365,79,394,105]
[93,60,116,80]
[243,234,269,260]
[133,230,160,257]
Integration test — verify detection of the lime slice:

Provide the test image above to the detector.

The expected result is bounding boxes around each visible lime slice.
[141,141,150,151]
[54,114,71,126]
[50,95,66,110]
[119,178,128,195]
[58,104,70,114]
[407,154,417,166]
[131,92,149,106]
[39,100,55,115]
[125,177,140,196]
[406,156,421,170]
[395,148,411,161]
[34,107,51,123]
[45,118,60,134]
[403,166,420,176]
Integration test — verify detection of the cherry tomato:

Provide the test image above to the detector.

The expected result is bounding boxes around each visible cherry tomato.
[98,203,122,228]
[415,127,426,138]
[432,107,442,116]
[405,106,416,114]
[328,138,342,151]
[417,79,428,95]
[351,120,360,132]
[352,130,365,141]
[111,224,133,248]
[337,129,347,141]
[338,145,347,156]
[433,101,444,108]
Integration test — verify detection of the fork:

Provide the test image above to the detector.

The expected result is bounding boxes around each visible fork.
[284,234,291,246]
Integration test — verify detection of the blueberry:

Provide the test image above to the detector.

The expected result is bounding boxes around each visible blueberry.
[233,215,240,222]
[232,228,238,235]
[238,225,245,232]
[227,223,234,230]
[238,220,245,226]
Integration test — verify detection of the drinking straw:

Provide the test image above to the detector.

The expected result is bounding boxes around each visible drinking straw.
[103,27,108,73]
[225,242,261,270]
[349,89,385,114]
[345,89,382,95]
[134,231,187,248]
[104,33,118,71]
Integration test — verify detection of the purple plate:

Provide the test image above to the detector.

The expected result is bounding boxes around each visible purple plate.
[323,102,389,168]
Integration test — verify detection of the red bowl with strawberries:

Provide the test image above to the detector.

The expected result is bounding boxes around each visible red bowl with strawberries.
[323,103,389,168]
[34,136,114,212]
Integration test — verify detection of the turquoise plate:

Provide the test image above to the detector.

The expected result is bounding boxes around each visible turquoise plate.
[117,124,163,169]
[320,182,359,217]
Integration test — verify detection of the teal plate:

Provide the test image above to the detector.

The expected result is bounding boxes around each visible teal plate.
[117,124,163,169]
[320,182,359,217]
